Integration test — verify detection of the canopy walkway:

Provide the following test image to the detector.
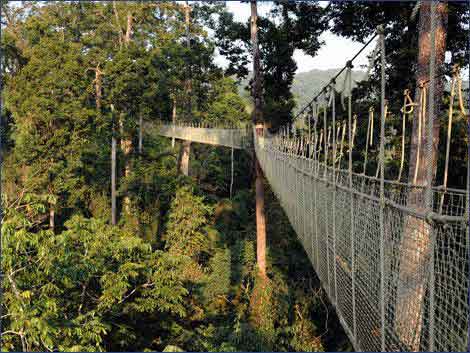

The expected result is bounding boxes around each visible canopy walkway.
[155,123,468,352]
[153,19,469,353]
[152,123,251,150]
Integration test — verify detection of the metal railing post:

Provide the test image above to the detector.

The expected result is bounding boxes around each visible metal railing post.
[346,60,357,342]
[378,25,386,352]
[427,4,437,351]
[331,80,338,306]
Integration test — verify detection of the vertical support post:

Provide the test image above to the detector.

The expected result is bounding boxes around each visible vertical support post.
[378,25,386,352]
[467,22,470,349]
[111,104,117,226]
[322,92,331,293]
[467,3,470,349]
[301,142,307,253]
[427,3,437,351]
[331,81,338,306]
[308,106,312,141]
[323,92,328,176]
[312,100,319,269]
[295,135,299,233]
[314,102,320,271]
[346,61,357,342]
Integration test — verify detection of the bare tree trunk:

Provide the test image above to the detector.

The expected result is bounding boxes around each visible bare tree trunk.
[49,206,55,231]
[408,1,447,185]
[395,2,447,350]
[121,9,134,213]
[125,12,133,45]
[111,105,117,225]
[184,1,192,118]
[255,157,266,278]
[251,0,267,279]
[180,140,191,176]
[139,112,143,155]
[178,2,192,176]
[94,64,103,110]
[120,115,132,215]
[112,1,123,49]
[172,96,177,148]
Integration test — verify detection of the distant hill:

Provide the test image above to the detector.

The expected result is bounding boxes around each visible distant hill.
[237,68,468,114]
[237,68,367,113]
[292,68,367,112]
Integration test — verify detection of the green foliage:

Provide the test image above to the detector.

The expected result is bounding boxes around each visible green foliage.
[164,186,213,259]
[205,77,250,126]
[202,248,231,308]
[1,212,188,351]
[1,1,353,352]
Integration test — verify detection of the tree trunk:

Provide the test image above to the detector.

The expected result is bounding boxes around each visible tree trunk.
[112,1,123,49]
[172,96,177,148]
[94,64,103,110]
[179,140,191,176]
[184,1,192,119]
[255,157,266,278]
[125,12,133,45]
[139,112,143,155]
[120,115,132,215]
[395,2,447,350]
[111,105,117,225]
[408,1,447,185]
[251,0,267,279]
[49,206,55,231]
[177,2,192,176]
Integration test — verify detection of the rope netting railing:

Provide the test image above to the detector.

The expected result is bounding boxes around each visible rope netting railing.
[151,122,252,150]
[254,128,467,351]
[255,14,469,352]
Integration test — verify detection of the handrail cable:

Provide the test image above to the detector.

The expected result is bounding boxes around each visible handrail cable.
[294,32,379,120]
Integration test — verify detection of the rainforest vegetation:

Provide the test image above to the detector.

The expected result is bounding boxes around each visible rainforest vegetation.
[0,1,468,352]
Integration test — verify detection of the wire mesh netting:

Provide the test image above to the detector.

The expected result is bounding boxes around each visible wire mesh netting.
[254,129,468,352]
[153,120,468,351]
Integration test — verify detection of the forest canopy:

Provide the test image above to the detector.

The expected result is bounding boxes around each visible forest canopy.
[0,1,468,352]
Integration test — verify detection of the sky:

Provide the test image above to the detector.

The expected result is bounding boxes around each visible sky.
[215,1,375,73]
[219,1,469,80]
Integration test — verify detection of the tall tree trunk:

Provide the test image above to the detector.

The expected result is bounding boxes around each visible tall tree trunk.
[139,112,143,155]
[49,206,55,231]
[251,0,267,279]
[94,64,103,110]
[120,115,132,215]
[111,105,117,225]
[178,1,192,176]
[125,12,133,45]
[184,1,192,118]
[180,140,191,176]
[408,1,447,185]
[121,10,134,214]
[395,2,447,350]
[172,95,177,148]
[112,1,123,49]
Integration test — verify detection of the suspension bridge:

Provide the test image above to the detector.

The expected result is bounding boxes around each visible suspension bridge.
[152,22,469,353]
